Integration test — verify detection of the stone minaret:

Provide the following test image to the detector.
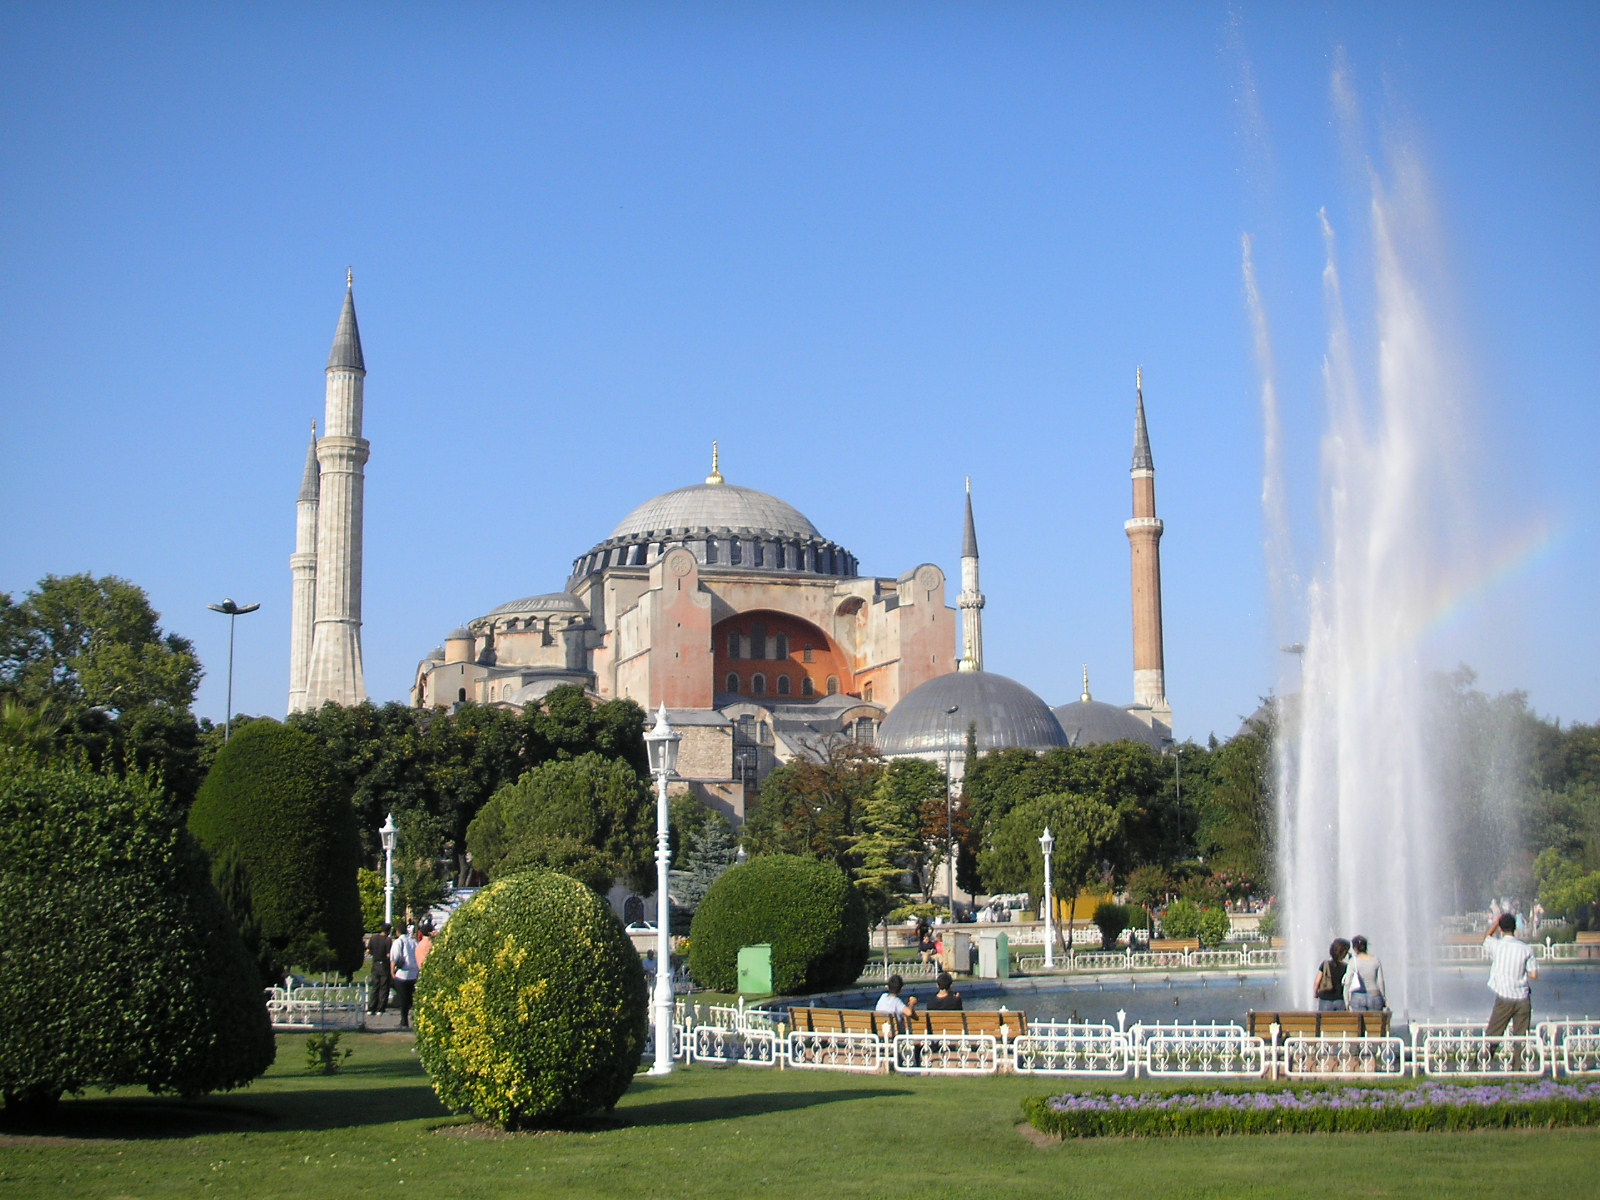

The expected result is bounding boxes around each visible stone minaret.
[1125,368,1171,730]
[957,477,985,672]
[303,273,369,708]
[287,421,320,712]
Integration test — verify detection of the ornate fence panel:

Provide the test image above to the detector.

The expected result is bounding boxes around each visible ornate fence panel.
[1536,1020,1600,1076]
[1138,1024,1268,1078]
[266,983,368,1029]
[786,1031,889,1073]
[1127,950,1191,970]
[857,960,942,982]
[1414,1023,1546,1077]
[690,1026,778,1067]
[1281,1036,1406,1078]
[1187,950,1244,970]
[891,1033,1001,1075]
[1013,1022,1132,1076]
[1067,951,1132,973]
[1244,947,1284,968]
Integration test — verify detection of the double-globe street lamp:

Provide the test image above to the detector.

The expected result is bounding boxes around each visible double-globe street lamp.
[1040,826,1056,970]
[644,705,683,1076]
[379,812,398,927]
[206,598,260,742]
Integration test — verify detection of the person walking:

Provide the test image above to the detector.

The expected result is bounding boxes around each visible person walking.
[390,923,422,1029]
[1313,938,1351,1011]
[1343,935,1387,1012]
[365,922,393,1015]
[1484,911,1539,1037]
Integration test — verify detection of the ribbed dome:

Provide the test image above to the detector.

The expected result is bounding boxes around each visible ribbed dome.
[610,483,821,542]
[878,671,1068,757]
[483,592,588,619]
[1052,699,1167,750]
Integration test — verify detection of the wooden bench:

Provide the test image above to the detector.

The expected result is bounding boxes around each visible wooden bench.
[1575,931,1600,959]
[1148,937,1201,954]
[906,1010,1029,1041]
[786,1007,896,1038]
[1247,1010,1391,1043]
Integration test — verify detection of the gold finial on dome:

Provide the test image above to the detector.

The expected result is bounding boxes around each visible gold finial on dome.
[346,267,354,289]
[706,440,724,485]
[1081,664,1092,703]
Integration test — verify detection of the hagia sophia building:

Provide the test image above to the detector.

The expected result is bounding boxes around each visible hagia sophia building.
[288,279,1173,826]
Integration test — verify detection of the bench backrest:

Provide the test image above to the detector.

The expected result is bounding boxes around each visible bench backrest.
[1149,937,1201,953]
[1246,1010,1391,1039]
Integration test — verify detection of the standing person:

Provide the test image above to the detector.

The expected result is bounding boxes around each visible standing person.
[1484,911,1539,1038]
[365,922,393,1015]
[926,971,963,1011]
[390,923,421,1029]
[1343,935,1387,1012]
[415,920,435,969]
[1313,938,1351,1011]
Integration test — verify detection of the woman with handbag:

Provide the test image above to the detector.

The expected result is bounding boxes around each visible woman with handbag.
[1313,938,1351,1011]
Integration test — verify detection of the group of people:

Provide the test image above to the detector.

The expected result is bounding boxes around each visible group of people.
[364,919,433,1029]
[875,971,963,1022]
[1311,935,1388,1012]
[1311,913,1541,1036]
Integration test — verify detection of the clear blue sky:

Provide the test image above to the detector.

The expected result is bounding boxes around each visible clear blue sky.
[2,3,1595,744]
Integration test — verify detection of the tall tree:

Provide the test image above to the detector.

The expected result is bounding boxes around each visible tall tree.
[741,741,883,864]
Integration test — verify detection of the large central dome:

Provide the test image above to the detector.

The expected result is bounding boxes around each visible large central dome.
[568,450,859,585]
[609,483,820,542]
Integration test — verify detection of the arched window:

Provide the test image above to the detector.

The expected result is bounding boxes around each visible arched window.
[801,676,815,697]
[705,538,718,564]
[863,681,874,703]
[726,673,740,693]
[777,675,791,696]
[750,622,767,660]
[853,717,878,745]
[775,633,789,659]
[458,687,467,702]
[728,632,741,659]
[752,673,767,696]
[826,676,840,695]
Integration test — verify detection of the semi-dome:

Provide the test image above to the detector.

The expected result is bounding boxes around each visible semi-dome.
[1052,698,1167,751]
[878,670,1068,757]
[568,452,858,586]
[482,592,589,619]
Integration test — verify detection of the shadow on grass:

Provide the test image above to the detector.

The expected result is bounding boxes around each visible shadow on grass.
[0,1079,449,1141]
[621,1083,912,1127]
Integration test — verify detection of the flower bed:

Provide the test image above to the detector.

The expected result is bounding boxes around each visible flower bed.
[1023,1080,1600,1138]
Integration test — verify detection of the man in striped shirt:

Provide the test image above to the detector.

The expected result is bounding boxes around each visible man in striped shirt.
[1483,912,1539,1037]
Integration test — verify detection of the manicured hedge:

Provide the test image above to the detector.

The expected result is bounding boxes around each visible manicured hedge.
[189,720,364,975]
[1023,1080,1600,1139]
[688,855,869,994]
[0,751,275,1109]
[414,869,647,1129]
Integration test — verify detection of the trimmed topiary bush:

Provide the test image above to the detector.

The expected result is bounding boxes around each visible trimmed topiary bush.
[414,870,647,1129]
[1197,906,1232,948]
[189,719,364,975]
[0,751,275,1110]
[1160,898,1202,940]
[688,854,870,994]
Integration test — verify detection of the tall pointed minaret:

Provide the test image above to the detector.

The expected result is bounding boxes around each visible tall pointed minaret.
[957,476,985,672]
[1125,368,1171,731]
[303,272,369,708]
[287,420,320,712]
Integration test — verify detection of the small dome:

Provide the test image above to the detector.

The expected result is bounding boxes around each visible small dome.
[879,671,1068,757]
[482,592,589,619]
[446,626,473,640]
[1052,699,1167,750]
[425,646,444,662]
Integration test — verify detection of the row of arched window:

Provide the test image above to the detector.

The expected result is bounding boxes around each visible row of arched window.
[727,628,801,661]
[725,673,840,697]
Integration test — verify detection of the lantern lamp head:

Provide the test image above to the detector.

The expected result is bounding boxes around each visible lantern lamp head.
[1039,827,1054,857]
[645,703,682,778]
[379,811,398,855]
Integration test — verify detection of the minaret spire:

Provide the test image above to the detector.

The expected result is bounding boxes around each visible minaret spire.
[957,477,985,672]
[1081,664,1092,703]
[302,275,370,709]
[706,440,724,485]
[288,420,321,712]
[1125,368,1170,734]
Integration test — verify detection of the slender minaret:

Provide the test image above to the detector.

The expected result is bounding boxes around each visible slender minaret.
[957,476,985,672]
[287,420,320,712]
[303,272,369,708]
[1125,368,1171,729]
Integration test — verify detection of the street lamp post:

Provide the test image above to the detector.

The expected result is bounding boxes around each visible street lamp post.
[644,704,682,1076]
[1040,826,1056,969]
[944,704,959,913]
[206,598,260,742]
[379,812,398,927]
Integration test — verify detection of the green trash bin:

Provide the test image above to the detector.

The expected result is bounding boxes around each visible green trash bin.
[737,943,773,996]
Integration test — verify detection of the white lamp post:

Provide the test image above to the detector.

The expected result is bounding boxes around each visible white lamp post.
[379,812,398,927]
[943,704,959,912]
[644,704,682,1076]
[1040,826,1056,969]
[206,598,260,742]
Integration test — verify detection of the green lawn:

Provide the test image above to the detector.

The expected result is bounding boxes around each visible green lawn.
[2,1033,1596,1199]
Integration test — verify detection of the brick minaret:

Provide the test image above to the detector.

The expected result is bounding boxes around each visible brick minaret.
[1125,368,1171,731]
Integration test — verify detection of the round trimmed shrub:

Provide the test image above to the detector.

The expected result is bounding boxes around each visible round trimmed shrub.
[414,870,647,1129]
[1160,898,1202,939]
[1198,906,1232,948]
[189,720,364,975]
[688,855,869,994]
[0,751,275,1109]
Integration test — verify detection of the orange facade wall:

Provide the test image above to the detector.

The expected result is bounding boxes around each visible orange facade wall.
[712,610,853,700]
